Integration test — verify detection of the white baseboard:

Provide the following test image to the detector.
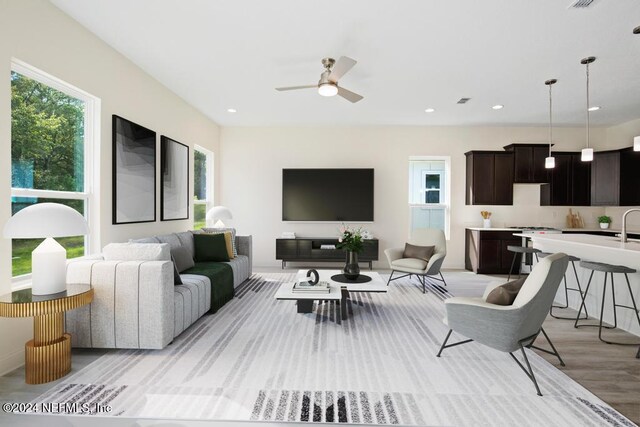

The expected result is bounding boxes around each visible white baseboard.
[0,348,24,376]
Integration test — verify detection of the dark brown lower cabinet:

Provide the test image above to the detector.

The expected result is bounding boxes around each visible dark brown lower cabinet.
[465,229,522,274]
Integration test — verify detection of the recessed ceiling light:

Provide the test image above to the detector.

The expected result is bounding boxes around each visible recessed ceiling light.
[588,106,601,111]
[425,108,435,113]
[227,108,237,113]
[492,104,504,110]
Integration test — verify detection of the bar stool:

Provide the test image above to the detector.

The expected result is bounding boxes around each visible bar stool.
[574,261,640,346]
[538,252,588,320]
[506,245,541,281]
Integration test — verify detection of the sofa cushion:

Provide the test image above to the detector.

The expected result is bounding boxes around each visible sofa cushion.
[202,227,237,257]
[391,258,428,270]
[130,236,160,244]
[175,231,195,259]
[182,262,234,313]
[202,231,234,259]
[156,233,183,251]
[194,233,230,262]
[403,243,435,262]
[103,243,171,261]
[485,278,526,306]
[171,246,195,272]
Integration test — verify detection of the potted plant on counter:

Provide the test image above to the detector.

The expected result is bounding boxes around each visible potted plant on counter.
[598,215,612,230]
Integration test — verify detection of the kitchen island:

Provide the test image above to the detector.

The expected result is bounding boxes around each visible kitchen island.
[526,233,640,337]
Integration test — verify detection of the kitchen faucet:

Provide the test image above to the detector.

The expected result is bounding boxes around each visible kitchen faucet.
[621,209,640,243]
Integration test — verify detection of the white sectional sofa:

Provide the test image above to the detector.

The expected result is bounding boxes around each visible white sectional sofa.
[65,231,252,350]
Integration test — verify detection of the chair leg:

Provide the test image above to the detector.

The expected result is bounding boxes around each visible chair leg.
[636,345,640,359]
[624,273,640,329]
[387,270,395,286]
[436,329,473,357]
[510,344,542,396]
[574,270,595,328]
[436,329,452,357]
[417,275,426,293]
[507,252,518,282]
[572,261,589,319]
[528,328,565,367]
[439,271,447,287]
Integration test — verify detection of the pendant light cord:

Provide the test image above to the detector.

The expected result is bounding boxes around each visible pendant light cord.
[549,83,553,156]
[586,62,590,150]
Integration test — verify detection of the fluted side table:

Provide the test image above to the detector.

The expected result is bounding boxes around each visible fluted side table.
[0,284,93,384]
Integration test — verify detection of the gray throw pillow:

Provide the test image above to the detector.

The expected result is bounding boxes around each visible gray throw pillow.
[403,243,435,262]
[171,255,183,285]
[486,278,526,306]
[171,246,195,273]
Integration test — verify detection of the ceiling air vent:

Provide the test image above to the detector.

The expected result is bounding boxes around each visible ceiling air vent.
[457,98,471,104]
[569,0,598,8]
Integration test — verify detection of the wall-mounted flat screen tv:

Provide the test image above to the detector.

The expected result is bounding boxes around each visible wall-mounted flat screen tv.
[282,168,374,221]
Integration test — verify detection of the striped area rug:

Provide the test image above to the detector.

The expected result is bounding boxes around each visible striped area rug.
[31,272,635,426]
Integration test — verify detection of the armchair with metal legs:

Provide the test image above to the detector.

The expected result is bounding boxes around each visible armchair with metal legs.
[436,253,569,396]
[384,228,447,294]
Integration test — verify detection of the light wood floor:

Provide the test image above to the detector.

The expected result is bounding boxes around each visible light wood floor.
[533,307,640,424]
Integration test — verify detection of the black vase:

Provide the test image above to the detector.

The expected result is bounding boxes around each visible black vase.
[343,251,360,280]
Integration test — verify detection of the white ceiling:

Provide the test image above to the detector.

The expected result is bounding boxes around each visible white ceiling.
[50,0,640,127]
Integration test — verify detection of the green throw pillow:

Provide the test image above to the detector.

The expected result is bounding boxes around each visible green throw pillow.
[194,233,230,262]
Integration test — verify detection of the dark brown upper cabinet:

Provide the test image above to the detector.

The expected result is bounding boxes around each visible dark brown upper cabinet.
[504,144,551,184]
[465,151,514,205]
[591,148,640,206]
[540,152,591,206]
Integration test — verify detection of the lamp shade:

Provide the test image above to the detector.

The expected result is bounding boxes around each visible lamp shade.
[206,206,233,222]
[3,203,88,239]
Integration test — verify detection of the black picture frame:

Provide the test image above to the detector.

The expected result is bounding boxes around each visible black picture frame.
[160,135,190,221]
[112,115,157,225]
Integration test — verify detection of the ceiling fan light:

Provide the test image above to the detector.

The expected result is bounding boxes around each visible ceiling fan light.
[318,83,338,97]
[545,156,555,169]
[581,148,594,162]
[634,136,640,151]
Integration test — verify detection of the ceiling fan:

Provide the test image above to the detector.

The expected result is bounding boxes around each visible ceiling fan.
[276,56,364,103]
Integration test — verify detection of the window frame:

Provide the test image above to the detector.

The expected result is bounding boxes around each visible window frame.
[193,145,214,228]
[408,156,451,240]
[10,59,101,285]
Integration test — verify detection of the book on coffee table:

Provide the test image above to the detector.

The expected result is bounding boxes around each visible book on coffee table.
[292,280,330,293]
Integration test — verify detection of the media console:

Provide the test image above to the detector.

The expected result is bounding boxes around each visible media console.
[276,237,379,269]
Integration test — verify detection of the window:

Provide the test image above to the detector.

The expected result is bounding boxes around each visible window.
[409,157,451,238]
[193,145,213,230]
[10,60,99,280]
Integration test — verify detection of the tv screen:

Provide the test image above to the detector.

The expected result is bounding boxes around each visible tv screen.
[282,168,374,221]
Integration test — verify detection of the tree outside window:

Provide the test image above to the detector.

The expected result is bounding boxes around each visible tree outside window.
[10,66,94,278]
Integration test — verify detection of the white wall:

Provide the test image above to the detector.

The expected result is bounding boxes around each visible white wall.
[0,0,220,375]
[220,126,615,269]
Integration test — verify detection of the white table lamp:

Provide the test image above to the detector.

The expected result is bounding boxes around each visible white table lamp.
[206,206,233,227]
[3,203,89,295]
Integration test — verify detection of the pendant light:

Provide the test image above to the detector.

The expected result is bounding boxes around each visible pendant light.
[634,136,640,151]
[580,57,596,162]
[545,79,557,169]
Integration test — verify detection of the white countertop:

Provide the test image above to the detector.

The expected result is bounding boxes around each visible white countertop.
[466,227,522,231]
[526,233,640,254]
[467,227,640,234]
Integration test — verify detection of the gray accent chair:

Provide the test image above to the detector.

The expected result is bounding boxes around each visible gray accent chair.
[384,228,447,293]
[436,252,569,396]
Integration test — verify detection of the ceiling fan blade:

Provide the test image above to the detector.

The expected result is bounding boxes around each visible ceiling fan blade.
[328,56,357,82]
[337,86,363,103]
[275,85,317,91]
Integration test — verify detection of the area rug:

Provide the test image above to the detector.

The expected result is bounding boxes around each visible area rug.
[30,272,635,426]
